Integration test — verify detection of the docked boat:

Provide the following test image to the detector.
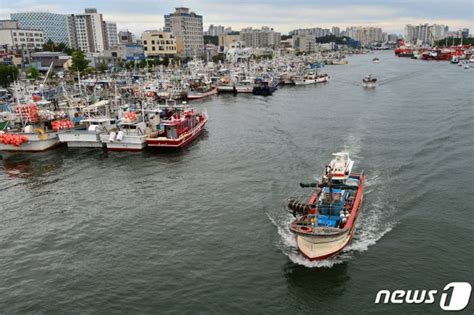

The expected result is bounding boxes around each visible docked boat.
[217,77,235,93]
[100,112,148,151]
[146,107,207,149]
[293,72,317,85]
[362,73,377,88]
[234,79,254,93]
[252,78,278,95]
[58,117,117,148]
[187,86,218,100]
[315,73,330,83]
[0,103,63,152]
[287,152,365,260]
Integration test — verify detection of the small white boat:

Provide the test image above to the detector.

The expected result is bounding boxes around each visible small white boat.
[362,73,377,88]
[293,72,317,85]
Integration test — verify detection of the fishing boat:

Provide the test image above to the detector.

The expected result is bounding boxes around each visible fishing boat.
[315,73,330,83]
[0,102,64,152]
[100,112,148,151]
[234,79,254,93]
[293,72,317,85]
[287,152,365,260]
[252,78,278,95]
[372,57,380,63]
[58,117,117,148]
[187,86,218,100]
[146,107,207,149]
[362,73,377,88]
[217,77,235,93]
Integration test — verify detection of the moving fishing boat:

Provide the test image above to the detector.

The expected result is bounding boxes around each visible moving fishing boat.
[362,73,377,88]
[287,152,365,260]
[146,107,207,149]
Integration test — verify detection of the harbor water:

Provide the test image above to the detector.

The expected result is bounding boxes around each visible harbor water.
[1,51,473,313]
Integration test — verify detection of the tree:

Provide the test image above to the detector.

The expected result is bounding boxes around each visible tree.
[97,62,108,73]
[0,65,19,87]
[70,50,89,74]
[26,65,40,80]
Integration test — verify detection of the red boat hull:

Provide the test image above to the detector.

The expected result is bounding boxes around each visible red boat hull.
[147,117,208,148]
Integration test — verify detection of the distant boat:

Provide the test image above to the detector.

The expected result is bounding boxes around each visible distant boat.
[372,57,380,63]
[362,73,377,88]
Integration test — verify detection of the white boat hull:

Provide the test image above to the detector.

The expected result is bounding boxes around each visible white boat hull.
[294,80,315,85]
[100,134,147,151]
[217,85,235,93]
[296,226,354,260]
[235,85,254,93]
[362,82,377,88]
[58,131,104,148]
[0,132,59,152]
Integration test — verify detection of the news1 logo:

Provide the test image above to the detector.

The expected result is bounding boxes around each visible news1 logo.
[375,282,472,311]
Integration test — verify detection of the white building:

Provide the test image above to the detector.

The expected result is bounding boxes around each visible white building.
[104,22,118,48]
[0,20,44,50]
[164,7,203,58]
[205,25,225,36]
[69,8,107,52]
[240,26,281,48]
[292,33,316,52]
[347,26,383,46]
[404,24,416,43]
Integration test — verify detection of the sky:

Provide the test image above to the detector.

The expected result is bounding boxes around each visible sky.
[1,0,473,35]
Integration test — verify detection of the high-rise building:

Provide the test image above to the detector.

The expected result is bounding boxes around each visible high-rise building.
[205,24,225,36]
[68,8,107,52]
[104,22,118,48]
[347,26,383,46]
[118,30,135,44]
[10,12,71,45]
[292,33,316,52]
[0,19,44,50]
[164,7,203,58]
[141,30,177,58]
[240,26,281,48]
[290,28,330,38]
[404,24,416,43]
[331,26,340,37]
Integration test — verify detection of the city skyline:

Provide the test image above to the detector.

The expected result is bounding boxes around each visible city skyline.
[1,0,472,36]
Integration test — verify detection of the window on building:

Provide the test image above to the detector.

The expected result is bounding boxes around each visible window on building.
[144,47,147,51]
[151,40,155,45]
[143,40,147,45]
[152,46,155,51]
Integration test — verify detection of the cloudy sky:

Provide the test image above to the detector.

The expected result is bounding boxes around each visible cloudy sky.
[1,0,473,35]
